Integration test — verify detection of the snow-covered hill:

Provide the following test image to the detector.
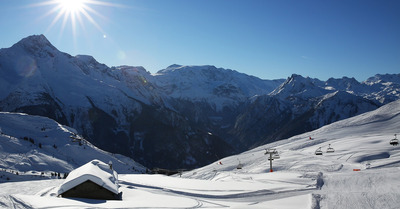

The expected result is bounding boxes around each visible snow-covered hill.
[0,112,145,183]
[190,97,400,178]
[1,95,399,208]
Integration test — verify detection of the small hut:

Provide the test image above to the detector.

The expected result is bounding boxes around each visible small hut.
[57,159,120,200]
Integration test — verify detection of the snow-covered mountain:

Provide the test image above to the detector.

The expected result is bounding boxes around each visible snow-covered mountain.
[154,64,284,148]
[1,91,399,208]
[0,112,145,183]
[0,34,399,169]
[232,73,398,149]
[271,73,400,103]
[155,64,283,110]
[0,35,237,169]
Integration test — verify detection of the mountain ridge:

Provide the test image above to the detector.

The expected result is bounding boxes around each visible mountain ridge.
[1,34,399,169]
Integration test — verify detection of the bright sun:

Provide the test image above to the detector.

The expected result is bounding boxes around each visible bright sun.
[31,0,121,37]
[57,0,86,13]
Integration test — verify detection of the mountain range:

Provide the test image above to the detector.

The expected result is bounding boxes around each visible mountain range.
[0,34,399,169]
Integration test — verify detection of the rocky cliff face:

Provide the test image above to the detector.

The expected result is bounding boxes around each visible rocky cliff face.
[1,35,399,169]
[0,35,235,169]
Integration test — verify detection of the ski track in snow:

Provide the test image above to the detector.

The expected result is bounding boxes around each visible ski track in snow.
[1,100,400,208]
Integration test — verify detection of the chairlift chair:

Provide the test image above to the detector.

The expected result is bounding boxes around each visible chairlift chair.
[265,148,280,159]
[272,153,280,159]
[390,134,399,146]
[326,144,335,153]
[315,147,323,155]
[265,148,277,155]
[236,163,243,169]
[236,159,243,169]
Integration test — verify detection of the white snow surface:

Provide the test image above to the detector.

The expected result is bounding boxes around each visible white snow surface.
[0,112,145,176]
[57,159,119,196]
[1,99,400,208]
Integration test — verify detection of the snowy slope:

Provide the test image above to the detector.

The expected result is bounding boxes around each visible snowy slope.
[0,34,160,122]
[192,99,400,176]
[0,112,145,183]
[232,73,397,149]
[183,99,400,208]
[1,99,399,208]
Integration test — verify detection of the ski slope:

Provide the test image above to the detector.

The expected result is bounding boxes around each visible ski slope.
[0,112,145,180]
[1,99,400,208]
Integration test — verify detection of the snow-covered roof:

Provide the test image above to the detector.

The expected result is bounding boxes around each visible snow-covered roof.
[57,159,119,195]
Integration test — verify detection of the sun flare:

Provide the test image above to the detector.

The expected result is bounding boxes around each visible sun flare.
[31,0,122,37]
[57,0,86,13]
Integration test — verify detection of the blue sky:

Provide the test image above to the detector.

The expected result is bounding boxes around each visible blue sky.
[0,0,399,81]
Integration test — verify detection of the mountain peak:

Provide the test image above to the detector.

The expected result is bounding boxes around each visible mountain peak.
[16,34,54,48]
[157,64,217,74]
[167,64,183,69]
[287,74,305,83]
[12,34,58,57]
[270,74,325,97]
[364,73,400,85]
[75,55,97,63]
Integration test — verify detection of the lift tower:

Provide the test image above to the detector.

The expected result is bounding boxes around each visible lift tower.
[265,148,280,172]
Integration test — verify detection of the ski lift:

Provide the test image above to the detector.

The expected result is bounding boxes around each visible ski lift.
[265,148,280,159]
[390,134,398,146]
[236,159,243,169]
[236,164,243,169]
[265,148,276,155]
[326,144,335,153]
[315,147,323,155]
[265,148,279,172]
[272,153,280,159]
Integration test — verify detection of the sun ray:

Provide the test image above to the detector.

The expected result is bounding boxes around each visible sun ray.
[38,4,61,20]
[82,4,107,22]
[31,0,123,39]
[71,12,77,37]
[79,8,105,34]
[75,11,86,33]
[60,9,70,37]
[45,7,65,34]
[84,0,126,8]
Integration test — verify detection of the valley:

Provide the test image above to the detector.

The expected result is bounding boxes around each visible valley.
[1,35,399,169]
[0,98,399,208]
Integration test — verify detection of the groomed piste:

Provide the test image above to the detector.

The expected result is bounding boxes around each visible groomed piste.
[1,100,400,208]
